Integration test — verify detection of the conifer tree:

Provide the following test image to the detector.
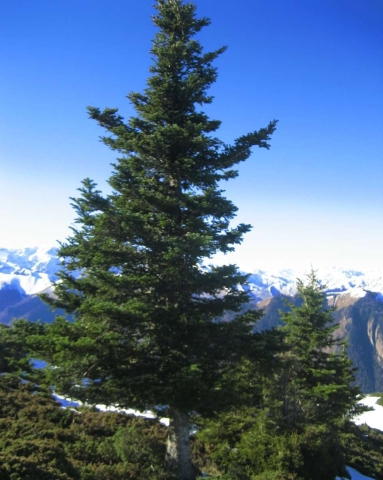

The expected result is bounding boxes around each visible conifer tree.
[30,1,277,478]
[279,271,361,428]
[276,271,364,479]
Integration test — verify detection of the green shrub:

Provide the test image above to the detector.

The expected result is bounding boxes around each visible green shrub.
[0,377,174,479]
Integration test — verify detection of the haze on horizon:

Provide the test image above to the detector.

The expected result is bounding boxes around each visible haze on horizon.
[1,0,382,272]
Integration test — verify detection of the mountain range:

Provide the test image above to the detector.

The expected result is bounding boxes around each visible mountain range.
[1,246,383,392]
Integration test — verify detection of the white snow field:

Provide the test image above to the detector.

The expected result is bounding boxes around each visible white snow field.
[354,396,383,431]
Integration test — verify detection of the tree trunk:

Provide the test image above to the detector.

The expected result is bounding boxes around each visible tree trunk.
[166,407,194,480]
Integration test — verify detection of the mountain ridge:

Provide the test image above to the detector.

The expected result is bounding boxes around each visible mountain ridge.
[1,246,382,299]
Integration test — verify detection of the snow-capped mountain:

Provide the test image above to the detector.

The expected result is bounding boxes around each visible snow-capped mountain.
[241,268,383,302]
[0,246,382,300]
[0,246,59,295]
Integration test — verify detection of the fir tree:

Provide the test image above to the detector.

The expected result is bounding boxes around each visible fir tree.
[279,271,361,427]
[277,271,365,479]
[29,1,277,478]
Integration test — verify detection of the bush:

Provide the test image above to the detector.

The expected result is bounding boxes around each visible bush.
[0,377,174,479]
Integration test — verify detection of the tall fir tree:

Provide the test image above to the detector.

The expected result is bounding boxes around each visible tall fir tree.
[30,1,276,478]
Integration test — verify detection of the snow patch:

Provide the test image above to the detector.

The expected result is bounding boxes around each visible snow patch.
[354,396,383,432]
[52,393,169,426]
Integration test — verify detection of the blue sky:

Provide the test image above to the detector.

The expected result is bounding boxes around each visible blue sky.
[1,0,382,271]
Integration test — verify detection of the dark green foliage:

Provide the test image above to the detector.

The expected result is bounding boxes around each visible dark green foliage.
[30,0,276,417]
[0,321,44,382]
[248,289,383,395]
[194,408,304,479]
[0,376,174,480]
[277,271,363,429]
[0,323,27,375]
[2,292,380,480]
[1,373,382,480]
[193,408,355,480]
[25,1,276,477]
[191,273,367,479]
[0,378,79,480]
[343,421,383,479]
[33,0,276,415]
[272,272,366,478]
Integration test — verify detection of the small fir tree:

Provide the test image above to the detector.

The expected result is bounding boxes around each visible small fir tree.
[29,1,277,478]
[277,271,365,479]
[279,271,361,428]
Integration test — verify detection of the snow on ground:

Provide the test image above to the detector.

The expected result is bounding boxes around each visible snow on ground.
[52,393,169,426]
[354,396,383,431]
[338,396,383,480]
[95,403,170,426]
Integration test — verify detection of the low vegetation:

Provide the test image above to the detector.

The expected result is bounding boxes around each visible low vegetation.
[0,376,173,480]
[1,375,383,480]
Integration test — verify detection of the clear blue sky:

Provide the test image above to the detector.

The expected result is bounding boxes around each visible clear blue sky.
[1,0,382,271]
